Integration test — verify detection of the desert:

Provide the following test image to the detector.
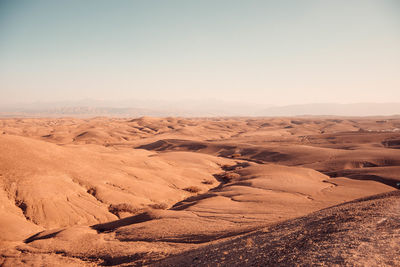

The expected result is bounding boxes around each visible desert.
[2,0,400,265]
[0,116,399,266]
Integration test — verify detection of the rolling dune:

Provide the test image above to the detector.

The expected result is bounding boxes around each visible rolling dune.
[0,116,399,266]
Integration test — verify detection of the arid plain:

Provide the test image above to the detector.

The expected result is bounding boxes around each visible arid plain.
[0,116,399,266]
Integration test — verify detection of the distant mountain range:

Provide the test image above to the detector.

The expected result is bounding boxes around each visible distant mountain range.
[258,103,400,117]
[0,99,266,117]
[0,100,399,117]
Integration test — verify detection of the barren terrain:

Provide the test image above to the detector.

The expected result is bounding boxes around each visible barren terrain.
[0,116,399,266]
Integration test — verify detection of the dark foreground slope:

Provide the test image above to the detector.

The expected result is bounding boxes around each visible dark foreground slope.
[156,190,400,267]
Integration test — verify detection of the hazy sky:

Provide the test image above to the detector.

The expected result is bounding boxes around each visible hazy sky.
[1,0,399,105]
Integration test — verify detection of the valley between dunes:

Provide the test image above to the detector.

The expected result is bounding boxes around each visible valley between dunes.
[0,116,399,266]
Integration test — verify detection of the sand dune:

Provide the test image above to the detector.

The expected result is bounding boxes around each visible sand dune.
[1,116,399,266]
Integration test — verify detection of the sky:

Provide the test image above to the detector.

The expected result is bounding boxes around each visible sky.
[0,0,399,106]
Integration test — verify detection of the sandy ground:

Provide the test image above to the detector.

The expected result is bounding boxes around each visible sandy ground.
[0,116,399,266]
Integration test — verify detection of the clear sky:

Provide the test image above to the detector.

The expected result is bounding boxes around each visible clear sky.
[1,0,399,106]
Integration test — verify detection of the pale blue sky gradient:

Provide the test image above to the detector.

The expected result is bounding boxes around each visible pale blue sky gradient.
[1,0,399,105]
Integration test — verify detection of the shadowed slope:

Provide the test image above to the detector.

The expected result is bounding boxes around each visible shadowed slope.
[156,191,400,266]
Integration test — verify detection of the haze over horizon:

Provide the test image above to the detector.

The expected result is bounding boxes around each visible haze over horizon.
[1,0,400,107]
